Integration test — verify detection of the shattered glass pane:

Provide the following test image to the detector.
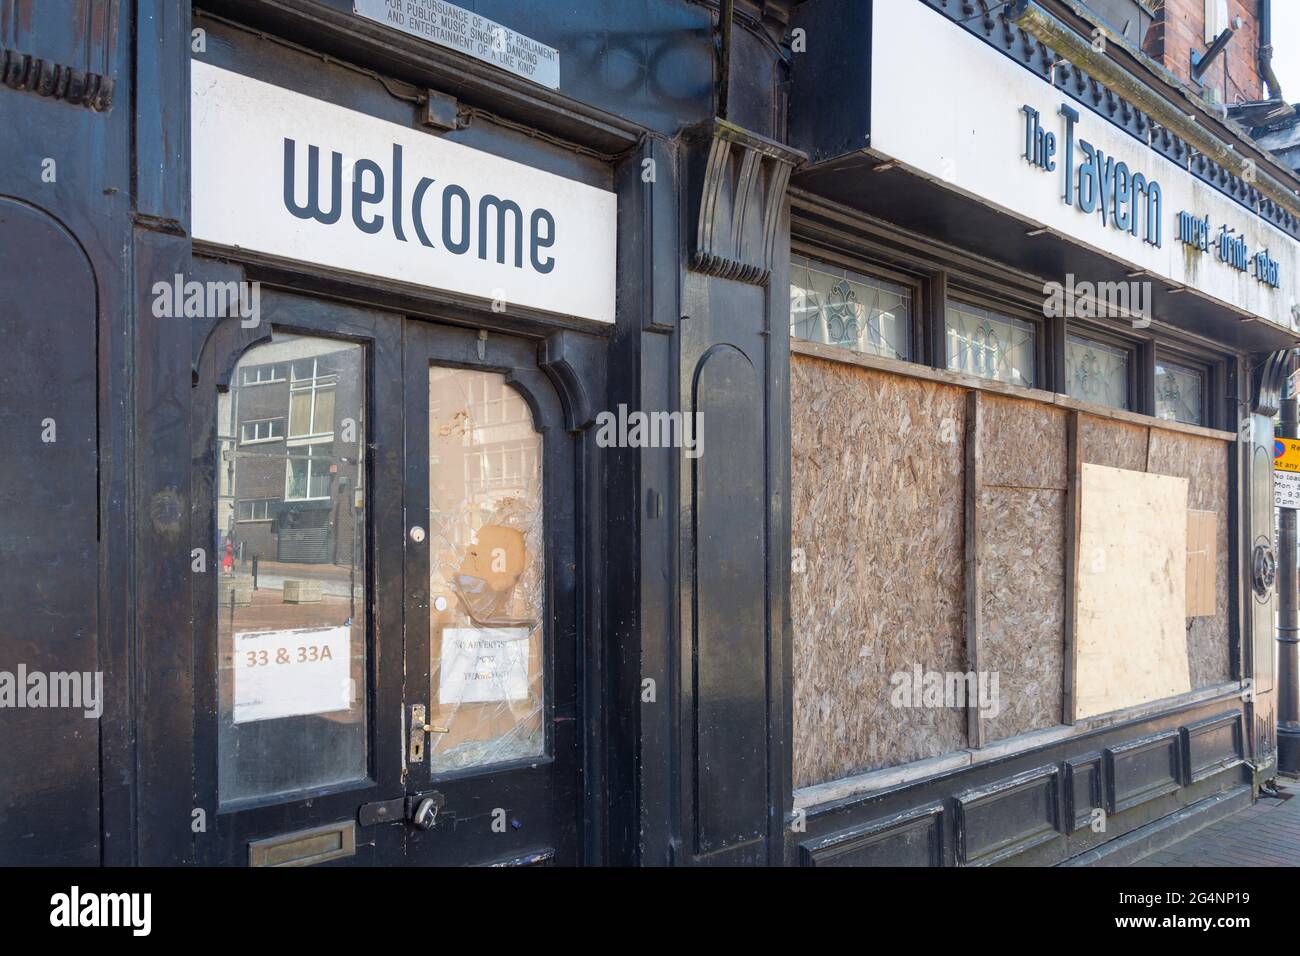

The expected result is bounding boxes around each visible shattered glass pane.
[427,367,545,773]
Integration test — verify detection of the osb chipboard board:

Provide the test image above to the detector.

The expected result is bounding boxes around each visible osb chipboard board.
[1080,414,1148,472]
[1146,429,1231,686]
[790,355,968,788]
[1186,510,1218,619]
[1073,463,1191,720]
[973,394,1068,744]
[979,393,1068,490]
[977,487,1066,741]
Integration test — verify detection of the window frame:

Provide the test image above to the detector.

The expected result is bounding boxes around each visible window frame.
[235,498,277,522]
[787,227,1233,431]
[1153,345,1220,429]
[1061,320,1145,414]
[239,417,285,445]
[942,289,1048,391]
[287,359,338,441]
[283,442,335,502]
[789,242,926,363]
[239,363,286,386]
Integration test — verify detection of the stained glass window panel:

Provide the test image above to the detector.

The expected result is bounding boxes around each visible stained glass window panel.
[1065,335,1131,410]
[1155,361,1205,425]
[790,255,912,360]
[944,301,1036,387]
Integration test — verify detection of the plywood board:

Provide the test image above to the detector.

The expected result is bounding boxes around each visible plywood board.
[790,355,967,788]
[980,393,1068,490]
[977,487,1066,740]
[1146,429,1232,688]
[1080,414,1148,472]
[1186,509,1218,618]
[1073,463,1191,720]
[975,394,1067,743]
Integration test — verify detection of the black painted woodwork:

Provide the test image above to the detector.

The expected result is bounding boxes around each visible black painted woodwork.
[0,0,1284,868]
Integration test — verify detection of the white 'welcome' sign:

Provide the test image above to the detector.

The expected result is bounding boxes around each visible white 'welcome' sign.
[191,60,616,323]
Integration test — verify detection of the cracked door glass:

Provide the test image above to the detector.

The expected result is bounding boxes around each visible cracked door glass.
[426,367,545,773]
[217,333,367,805]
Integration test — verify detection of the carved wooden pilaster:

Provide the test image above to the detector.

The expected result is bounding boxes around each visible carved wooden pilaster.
[0,0,119,110]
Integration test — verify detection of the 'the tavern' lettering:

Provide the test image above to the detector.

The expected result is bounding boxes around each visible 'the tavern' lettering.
[1022,103,1163,248]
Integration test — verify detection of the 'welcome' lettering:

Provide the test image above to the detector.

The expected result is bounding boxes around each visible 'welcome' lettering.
[282,138,556,275]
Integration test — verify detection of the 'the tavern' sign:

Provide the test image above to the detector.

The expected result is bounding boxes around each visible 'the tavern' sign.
[870,0,1300,331]
[191,61,616,323]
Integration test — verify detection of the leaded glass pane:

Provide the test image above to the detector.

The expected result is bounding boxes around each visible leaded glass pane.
[790,255,912,360]
[1155,361,1205,425]
[944,301,1036,387]
[1065,334,1131,410]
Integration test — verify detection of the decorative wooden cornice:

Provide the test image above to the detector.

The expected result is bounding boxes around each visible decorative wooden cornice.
[688,119,805,285]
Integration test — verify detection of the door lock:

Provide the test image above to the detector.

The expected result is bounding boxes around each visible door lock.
[409,525,426,544]
[411,796,439,830]
[408,791,446,831]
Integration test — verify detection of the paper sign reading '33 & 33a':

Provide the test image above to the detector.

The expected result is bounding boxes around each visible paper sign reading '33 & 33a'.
[234,625,352,724]
[191,60,616,323]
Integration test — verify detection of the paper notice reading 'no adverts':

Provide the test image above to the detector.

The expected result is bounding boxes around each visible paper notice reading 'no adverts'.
[439,627,530,704]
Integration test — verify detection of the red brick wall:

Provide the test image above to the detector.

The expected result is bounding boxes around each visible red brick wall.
[1144,0,1263,102]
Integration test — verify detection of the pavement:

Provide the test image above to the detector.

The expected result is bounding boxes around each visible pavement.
[1135,778,1300,866]
[224,560,364,600]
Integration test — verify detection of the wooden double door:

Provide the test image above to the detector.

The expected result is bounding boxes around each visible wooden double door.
[187,287,584,866]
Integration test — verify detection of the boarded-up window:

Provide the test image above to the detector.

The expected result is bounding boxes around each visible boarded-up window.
[791,354,966,788]
[791,346,1232,791]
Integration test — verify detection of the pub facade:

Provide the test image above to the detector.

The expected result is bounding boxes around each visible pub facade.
[0,0,1296,866]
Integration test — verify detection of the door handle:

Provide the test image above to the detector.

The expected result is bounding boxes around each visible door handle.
[409,704,451,763]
